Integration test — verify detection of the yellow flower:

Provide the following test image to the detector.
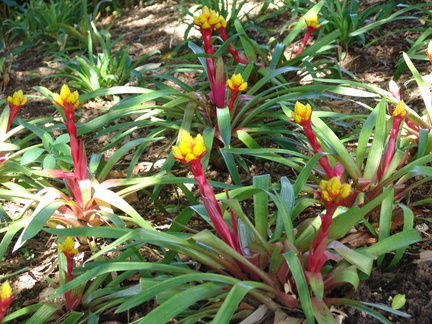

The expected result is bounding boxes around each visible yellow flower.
[392,100,406,118]
[305,14,321,29]
[53,85,80,109]
[319,177,351,205]
[193,6,226,29]
[226,74,247,92]
[172,131,207,163]
[7,90,27,108]
[292,101,312,124]
[59,237,78,256]
[0,282,12,302]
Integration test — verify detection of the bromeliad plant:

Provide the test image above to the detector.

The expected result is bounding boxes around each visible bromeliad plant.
[46,133,420,322]
[287,99,432,207]
[10,84,154,252]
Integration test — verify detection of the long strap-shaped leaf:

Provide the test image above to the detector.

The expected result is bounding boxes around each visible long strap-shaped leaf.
[283,251,314,323]
[138,282,227,324]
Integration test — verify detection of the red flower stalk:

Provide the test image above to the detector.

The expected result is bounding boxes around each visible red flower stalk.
[296,14,322,56]
[194,6,229,108]
[226,73,248,112]
[380,101,407,178]
[58,237,81,310]
[173,131,241,253]
[292,101,340,179]
[6,90,27,132]
[216,25,248,65]
[0,281,14,323]
[53,85,86,179]
[307,177,351,273]
[51,85,88,207]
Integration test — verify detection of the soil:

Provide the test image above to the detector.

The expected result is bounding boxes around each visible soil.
[1,1,432,323]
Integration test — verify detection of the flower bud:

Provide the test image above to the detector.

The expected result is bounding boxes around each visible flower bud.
[319,177,351,205]
[172,131,207,164]
[226,74,247,92]
[292,101,312,124]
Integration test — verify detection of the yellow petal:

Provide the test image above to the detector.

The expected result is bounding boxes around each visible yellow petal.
[392,100,406,117]
[0,281,12,302]
[292,101,312,124]
[59,237,78,255]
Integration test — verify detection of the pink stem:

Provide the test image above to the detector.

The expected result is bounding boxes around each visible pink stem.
[228,90,239,112]
[217,27,248,64]
[303,123,334,179]
[296,27,313,56]
[189,160,241,253]
[307,205,337,273]
[381,116,403,178]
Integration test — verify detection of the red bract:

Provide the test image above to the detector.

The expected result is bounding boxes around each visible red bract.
[58,237,82,310]
[0,281,14,323]
[308,178,351,273]
[53,84,86,181]
[379,101,407,178]
[296,14,322,56]
[6,90,27,132]
[292,102,342,179]
[173,132,241,253]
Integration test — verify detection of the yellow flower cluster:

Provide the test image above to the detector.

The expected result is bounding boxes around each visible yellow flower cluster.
[292,101,312,124]
[319,177,350,205]
[7,90,27,108]
[193,6,227,29]
[172,131,207,163]
[305,14,321,29]
[0,282,12,302]
[53,85,80,109]
[226,74,247,92]
[392,100,406,118]
[59,237,78,256]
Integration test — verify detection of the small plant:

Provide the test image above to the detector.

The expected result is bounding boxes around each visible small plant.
[7,84,153,253]
[48,22,159,94]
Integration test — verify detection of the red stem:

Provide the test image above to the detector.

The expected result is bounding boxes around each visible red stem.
[217,27,248,64]
[189,160,241,253]
[303,122,334,179]
[228,90,238,112]
[296,27,313,56]
[381,116,403,178]
[307,204,337,273]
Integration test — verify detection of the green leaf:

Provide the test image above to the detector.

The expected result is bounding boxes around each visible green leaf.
[253,174,270,240]
[211,282,258,324]
[391,294,406,310]
[42,154,57,169]
[93,188,152,230]
[329,241,373,275]
[283,251,314,324]
[364,229,422,256]
[377,188,394,266]
[17,200,65,245]
[20,148,45,165]
[217,106,231,147]
[363,99,386,180]
[23,303,60,324]
[311,297,336,324]
[138,282,227,324]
